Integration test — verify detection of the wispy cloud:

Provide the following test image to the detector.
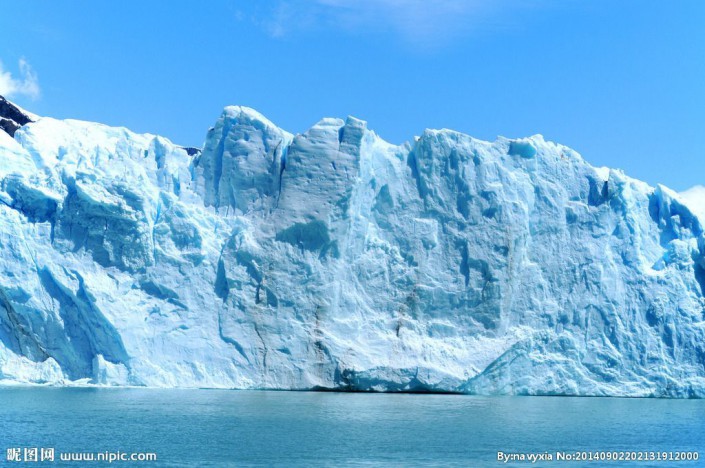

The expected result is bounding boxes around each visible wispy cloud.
[0,58,41,100]
[257,0,543,47]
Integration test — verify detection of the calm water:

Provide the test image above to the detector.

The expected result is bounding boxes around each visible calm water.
[0,388,703,467]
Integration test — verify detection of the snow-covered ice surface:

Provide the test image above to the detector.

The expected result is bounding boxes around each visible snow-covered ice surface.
[1,100,704,396]
[679,185,705,222]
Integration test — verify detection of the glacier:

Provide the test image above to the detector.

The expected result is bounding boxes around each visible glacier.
[0,95,704,397]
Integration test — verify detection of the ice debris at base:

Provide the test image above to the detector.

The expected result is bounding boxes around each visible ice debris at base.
[0,97,704,397]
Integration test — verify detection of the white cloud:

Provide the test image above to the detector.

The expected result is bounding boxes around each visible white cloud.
[258,0,542,47]
[0,58,41,100]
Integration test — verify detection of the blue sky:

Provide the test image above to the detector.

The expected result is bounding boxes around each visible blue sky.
[1,1,703,191]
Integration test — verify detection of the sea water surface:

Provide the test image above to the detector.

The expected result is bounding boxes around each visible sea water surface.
[0,387,703,467]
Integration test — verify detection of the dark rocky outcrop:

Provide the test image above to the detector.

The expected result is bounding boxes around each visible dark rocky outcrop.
[0,95,34,137]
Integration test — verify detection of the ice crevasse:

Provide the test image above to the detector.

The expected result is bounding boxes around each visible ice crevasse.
[0,95,704,397]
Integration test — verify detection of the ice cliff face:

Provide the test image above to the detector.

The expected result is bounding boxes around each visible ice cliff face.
[1,97,704,397]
